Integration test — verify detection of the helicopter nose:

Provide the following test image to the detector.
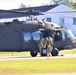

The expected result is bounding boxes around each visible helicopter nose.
[75,37,76,41]
[74,43,76,48]
[74,37,76,48]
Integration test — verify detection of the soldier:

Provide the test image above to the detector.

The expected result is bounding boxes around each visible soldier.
[47,37,53,56]
[39,37,53,56]
[38,37,47,56]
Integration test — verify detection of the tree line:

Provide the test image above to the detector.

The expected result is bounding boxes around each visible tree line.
[20,0,76,10]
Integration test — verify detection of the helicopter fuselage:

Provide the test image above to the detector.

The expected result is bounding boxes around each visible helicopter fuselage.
[0,20,76,57]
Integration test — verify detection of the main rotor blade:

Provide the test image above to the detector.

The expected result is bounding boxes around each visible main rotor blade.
[0,9,76,19]
[0,9,44,19]
[0,9,44,15]
[0,9,30,15]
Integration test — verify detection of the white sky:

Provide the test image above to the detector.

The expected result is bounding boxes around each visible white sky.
[0,0,51,10]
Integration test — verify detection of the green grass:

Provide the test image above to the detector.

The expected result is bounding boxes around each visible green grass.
[0,48,75,57]
[0,49,76,74]
[0,51,30,57]
[0,58,76,74]
[59,48,76,54]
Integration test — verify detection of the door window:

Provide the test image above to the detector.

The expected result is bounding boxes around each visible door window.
[24,32,31,41]
[54,31,61,41]
[32,31,40,41]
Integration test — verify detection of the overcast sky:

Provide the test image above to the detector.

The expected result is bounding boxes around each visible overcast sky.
[0,0,51,10]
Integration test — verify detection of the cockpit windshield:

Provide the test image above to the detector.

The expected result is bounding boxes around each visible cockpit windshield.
[67,29,75,38]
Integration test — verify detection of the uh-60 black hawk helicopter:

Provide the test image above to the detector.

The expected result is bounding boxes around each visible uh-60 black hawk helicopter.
[0,9,76,57]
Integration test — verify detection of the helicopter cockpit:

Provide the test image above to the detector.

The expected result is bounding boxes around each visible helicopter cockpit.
[66,29,75,38]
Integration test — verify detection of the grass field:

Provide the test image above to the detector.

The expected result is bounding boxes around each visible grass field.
[0,49,76,74]
[0,58,76,74]
[59,48,76,54]
[0,48,75,57]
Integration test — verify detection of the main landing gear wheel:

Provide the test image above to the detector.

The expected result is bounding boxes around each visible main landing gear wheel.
[51,48,59,56]
[30,50,38,57]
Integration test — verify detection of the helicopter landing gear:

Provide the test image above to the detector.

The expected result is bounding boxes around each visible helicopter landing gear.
[51,48,59,56]
[30,50,38,57]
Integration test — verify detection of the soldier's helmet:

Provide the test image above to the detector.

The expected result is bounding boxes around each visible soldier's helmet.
[49,37,53,41]
[44,37,49,41]
[43,37,53,42]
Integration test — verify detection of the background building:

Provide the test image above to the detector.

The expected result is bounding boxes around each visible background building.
[0,4,76,35]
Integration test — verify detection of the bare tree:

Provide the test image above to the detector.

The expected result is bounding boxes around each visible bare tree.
[52,0,63,4]
[20,3,31,8]
[52,0,70,6]
[20,3,27,8]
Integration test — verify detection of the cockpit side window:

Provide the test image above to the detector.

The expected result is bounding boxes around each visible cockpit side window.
[24,32,31,41]
[32,31,40,41]
[61,31,65,40]
[66,30,75,38]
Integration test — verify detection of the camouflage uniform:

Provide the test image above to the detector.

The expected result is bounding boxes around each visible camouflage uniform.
[47,37,53,56]
[39,37,53,56]
[38,38,47,56]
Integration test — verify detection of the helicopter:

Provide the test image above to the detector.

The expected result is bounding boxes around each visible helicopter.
[0,9,75,57]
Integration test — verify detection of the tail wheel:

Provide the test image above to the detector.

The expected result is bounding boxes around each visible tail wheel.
[30,50,38,57]
[51,48,59,56]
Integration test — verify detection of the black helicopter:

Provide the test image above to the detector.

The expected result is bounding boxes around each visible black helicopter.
[0,9,76,57]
